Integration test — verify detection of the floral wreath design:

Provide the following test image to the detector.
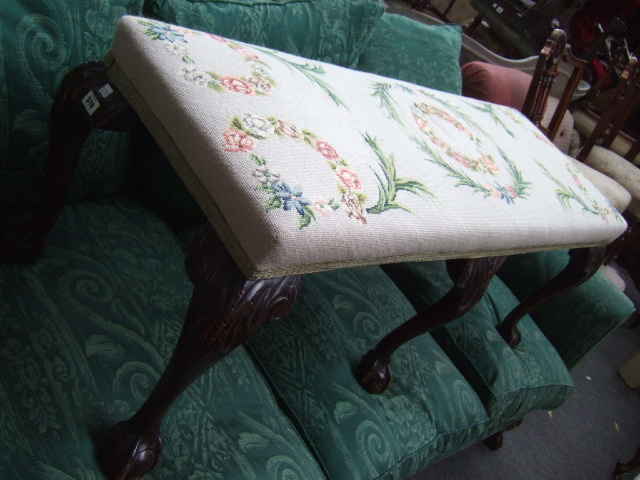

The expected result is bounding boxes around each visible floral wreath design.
[537,161,623,222]
[369,82,530,204]
[138,19,277,97]
[411,100,530,204]
[222,114,368,228]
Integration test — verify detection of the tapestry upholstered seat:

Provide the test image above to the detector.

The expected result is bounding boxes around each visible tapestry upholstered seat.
[103,16,625,280]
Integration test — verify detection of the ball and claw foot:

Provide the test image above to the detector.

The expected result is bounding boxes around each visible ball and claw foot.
[96,420,164,480]
[483,432,503,451]
[355,349,393,394]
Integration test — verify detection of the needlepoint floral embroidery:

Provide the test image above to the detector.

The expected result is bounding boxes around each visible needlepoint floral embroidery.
[409,98,530,203]
[225,114,368,228]
[138,19,277,96]
[223,128,255,153]
[537,160,622,221]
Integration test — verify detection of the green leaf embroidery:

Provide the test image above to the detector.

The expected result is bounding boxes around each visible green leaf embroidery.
[364,134,435,214]
[536,160,620,220]
[250,153,267,166]
[371,82,404,126]
[265,196,282,211]
[255,47,348,109]
[420,90,512,138]
[299,206,316,228]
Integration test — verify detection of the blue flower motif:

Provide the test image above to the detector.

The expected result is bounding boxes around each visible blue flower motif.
[494,183,516,205]
[147,24,187,44]
[273,181,310,215]
[395,83,416,95]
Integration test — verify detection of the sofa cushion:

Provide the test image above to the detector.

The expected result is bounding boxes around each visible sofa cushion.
[0,0,143,209]
[383,261,575,423]
[355,14,463,95]
[582,145,640,218]
[573,109,640,165]
[142,0,385,68]
[498,250,636,369]
[0,197,325,480]
[105,16,625,280]
[246,265,490,480]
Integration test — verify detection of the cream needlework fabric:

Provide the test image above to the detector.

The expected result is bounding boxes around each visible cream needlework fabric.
[105,16,626,279]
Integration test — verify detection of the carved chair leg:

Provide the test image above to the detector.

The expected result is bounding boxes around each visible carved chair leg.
[355,256,507,394]
[497,246,606,347]
[96,225,301,480]
[0,61,138,264]
[483,418,524,451]
[613,442,640,479]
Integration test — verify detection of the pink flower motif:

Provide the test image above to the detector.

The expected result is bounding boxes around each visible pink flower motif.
[313,199,333,217]
[485,183,501,198]
[596,205,611,220]
[342,193,367,224]
[506,185,519,199]
[336,167,364,192]
[570,171,586,190]
[415,102,436,116]
[432,137,447,149]
[276,120,303,140]
[316,140,340,160]
[207,33,229,43]
[220,76,255,96]
[414,115,430,133]
[534,131,553,146]
[480,155,499,174]
[223,128,255,152]
[452,152,471,168]
[246,76,273,94]
[237,48,260,61]
[438,109,456,123]
[455,122,475,139]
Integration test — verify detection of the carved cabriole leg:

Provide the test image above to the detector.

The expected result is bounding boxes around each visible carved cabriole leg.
[496,246,606,348]
[483,418,524,451]
[96,225,302,480]
[0,61,138,263]
[614,443,640,479]
[355,256,507,394]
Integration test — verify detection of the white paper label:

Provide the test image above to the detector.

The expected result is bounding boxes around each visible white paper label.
[99,83,114,98]
[82,91,99,115]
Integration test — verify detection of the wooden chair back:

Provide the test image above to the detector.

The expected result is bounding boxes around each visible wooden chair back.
[522,29,588,141]
[575,51,640,162]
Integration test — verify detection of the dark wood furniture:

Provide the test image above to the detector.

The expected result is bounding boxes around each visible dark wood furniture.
[0,30,612,480]
[573,48,640,266]
[614,443,640,479]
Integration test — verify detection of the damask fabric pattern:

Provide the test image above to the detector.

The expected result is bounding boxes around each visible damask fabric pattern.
[383,261,575,423]
[143,0,385,68]
[0,197,325,480]
[105,16,626,279]
[499,250,636,369]
[355,14,463,95]
[246,266,490,480]
[0,0,143,208]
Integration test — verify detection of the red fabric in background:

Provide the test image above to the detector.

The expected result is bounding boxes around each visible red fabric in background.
[461,61,534,109]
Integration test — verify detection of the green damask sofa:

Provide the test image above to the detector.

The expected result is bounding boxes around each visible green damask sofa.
[0,1,635,479]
